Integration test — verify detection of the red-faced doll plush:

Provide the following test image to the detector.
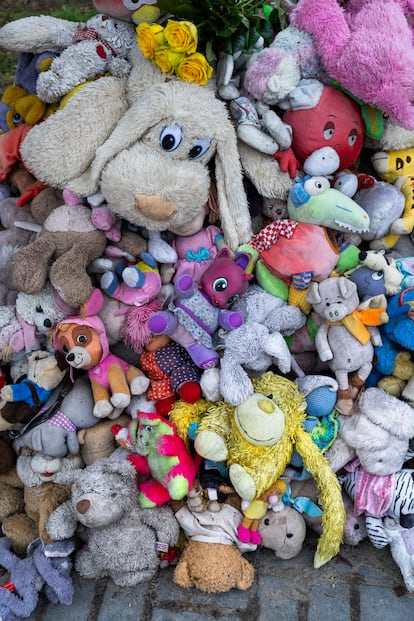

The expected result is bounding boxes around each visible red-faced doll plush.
[275,84,365,180]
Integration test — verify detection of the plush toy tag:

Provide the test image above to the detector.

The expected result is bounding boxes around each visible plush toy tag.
[155,541,169,553]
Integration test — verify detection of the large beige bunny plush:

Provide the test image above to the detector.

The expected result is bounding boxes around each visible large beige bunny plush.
[20,45,252,251]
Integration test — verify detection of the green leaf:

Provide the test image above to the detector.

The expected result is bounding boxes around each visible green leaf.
[230,27,249,54]
[256,18,274,44]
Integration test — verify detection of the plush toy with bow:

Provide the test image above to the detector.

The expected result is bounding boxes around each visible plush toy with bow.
[54,288,149,419]
[148,248,253,369]
[306,276,388,415]
[36,14,136,103]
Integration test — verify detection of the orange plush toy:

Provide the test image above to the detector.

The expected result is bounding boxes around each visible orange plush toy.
[54,289,149,419]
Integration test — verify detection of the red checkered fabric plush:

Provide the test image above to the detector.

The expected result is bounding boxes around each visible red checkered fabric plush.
[250,219,298,252]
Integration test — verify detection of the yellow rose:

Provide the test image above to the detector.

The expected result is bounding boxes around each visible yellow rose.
[154,47,185,75]
[136,22,165,59]
[176,53,213,86]
[164,20,198,54]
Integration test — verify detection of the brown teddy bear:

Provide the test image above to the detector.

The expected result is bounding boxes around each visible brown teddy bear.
[2,450,83,554]
[173,481,255,593]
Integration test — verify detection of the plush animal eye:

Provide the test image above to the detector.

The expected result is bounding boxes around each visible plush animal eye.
[12,113,22,125]
[62,345,69,353]
[372,271,384,281]
[264,518,270,525]
[144,425,152,432]
[77,334,88,344]
[160,124,182,152]
[188,138,211,160]
[35,305,43,313]
[123,0,143,7]
[323,121,335,140]
[213,277,228,292]
[303,176,330,196]
[348,128,358,147]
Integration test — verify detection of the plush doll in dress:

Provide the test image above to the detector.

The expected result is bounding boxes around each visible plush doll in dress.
[139,334,202,416]
[148,248,253,369]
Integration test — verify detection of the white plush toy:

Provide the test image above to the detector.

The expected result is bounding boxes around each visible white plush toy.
[36,14,136,103]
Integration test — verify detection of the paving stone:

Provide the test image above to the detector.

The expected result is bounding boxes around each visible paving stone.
[42,575,97,621]
[308,580,351,621]
[360,584,414,620]
[257,576,301,621]
[152,608,240,621]
[97,579,150,621]
[154,566,252,612]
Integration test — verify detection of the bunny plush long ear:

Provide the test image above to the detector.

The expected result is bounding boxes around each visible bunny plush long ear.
[215,131,252,250]
[20,76,128,189]
[0,16,81,53]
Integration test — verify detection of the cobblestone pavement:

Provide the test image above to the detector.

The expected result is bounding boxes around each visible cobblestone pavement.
[24,533,414,621]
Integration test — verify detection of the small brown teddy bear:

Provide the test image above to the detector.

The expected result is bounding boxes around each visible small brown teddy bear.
[173,481,255,593]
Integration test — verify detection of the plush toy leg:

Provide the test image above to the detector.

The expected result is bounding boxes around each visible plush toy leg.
[107,364,131,409]
[31,539,74,606]
[126,365,150,396]
[0,537,41,619]
[90,380,113,418]
[177,381,201,403]
[185,343,219,369]
[349,372,366,400]
[12,236,56,295]
[335,388,354,416]
[138,480,171,508]
[1,513,39,555]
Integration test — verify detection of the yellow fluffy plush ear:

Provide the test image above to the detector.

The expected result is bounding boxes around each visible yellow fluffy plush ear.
[295,430,346,568]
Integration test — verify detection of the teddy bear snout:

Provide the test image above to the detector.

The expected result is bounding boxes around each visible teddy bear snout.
[76,499,91,514]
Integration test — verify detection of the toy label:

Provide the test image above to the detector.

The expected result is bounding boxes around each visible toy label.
[155,541,169,553]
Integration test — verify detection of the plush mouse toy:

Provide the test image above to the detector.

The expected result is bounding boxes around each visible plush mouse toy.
[148,248,253,369]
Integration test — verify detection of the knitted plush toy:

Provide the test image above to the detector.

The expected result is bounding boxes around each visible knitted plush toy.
[306,276,388,415]
[54,288,149,419]
[113,411,200,508]
[194,371,346,568]
[148,248,253,369]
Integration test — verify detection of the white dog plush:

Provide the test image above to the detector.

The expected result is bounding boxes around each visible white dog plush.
[36,14,136,103]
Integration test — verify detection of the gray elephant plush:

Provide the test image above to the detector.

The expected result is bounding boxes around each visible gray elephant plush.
[46,454,180,587]
[12,376,97,457]
[306,276,388,415]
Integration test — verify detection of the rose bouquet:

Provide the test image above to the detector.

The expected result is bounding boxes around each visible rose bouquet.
[137,20,214,86]
[156,0,290,59]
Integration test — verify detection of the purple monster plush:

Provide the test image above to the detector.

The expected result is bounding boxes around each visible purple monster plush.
[148,248,253,368]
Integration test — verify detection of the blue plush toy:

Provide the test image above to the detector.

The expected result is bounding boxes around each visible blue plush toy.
[367,287,414,396]
[287,374,341,480]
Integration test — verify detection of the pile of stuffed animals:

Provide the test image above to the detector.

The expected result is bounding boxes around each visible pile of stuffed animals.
[2,0,414,615]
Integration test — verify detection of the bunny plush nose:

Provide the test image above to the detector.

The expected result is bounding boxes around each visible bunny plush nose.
[134,194,178,220]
